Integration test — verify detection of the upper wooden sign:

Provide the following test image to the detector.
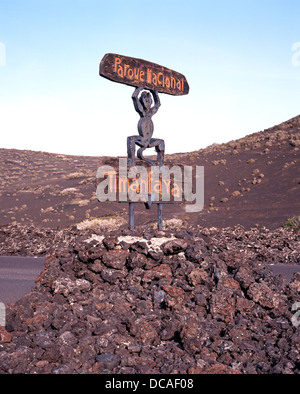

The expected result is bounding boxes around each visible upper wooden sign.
[100,53,189,96]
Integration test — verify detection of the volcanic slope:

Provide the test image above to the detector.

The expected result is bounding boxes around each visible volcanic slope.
[0,114,299,231]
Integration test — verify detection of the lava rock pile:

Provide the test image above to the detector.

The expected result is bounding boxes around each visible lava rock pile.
[0,226,299,374]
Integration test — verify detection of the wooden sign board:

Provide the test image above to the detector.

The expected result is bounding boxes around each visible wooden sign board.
[100,53,189,96]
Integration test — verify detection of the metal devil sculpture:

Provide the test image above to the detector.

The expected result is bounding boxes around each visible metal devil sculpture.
[99,53,189,230]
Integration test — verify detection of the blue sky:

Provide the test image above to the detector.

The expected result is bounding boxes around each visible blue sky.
[0,0,300,156]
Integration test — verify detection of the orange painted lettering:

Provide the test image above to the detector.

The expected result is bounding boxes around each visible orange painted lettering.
[171,76,176,89]
[119,177,128,194]
[172,183,181,198]
[158,72,164,86]
[129,177,139,193]
[114,57,121,73]
[104,170,116,192]
[124,64,129,77]
[127,68,134,79]
[117,65,123,78]
[153,179,162,194]
[152,72,158,85]
[139,177,148,194]
[165,76,170,88]
[147,69,152,84]
[134,68,140,81]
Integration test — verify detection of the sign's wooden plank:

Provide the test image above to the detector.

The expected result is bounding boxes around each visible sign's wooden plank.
[100,53,189,96]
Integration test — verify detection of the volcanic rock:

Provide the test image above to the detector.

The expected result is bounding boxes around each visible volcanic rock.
[0,225,299,374]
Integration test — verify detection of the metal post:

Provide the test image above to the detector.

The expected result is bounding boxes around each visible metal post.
[157,203,163,230]
[129,202,135,230]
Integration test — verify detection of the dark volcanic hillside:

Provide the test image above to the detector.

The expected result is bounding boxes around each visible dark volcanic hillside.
[0,114,299,231]
[187,114,300,229]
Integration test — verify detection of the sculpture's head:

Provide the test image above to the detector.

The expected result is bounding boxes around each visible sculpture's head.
[140,91,152,111]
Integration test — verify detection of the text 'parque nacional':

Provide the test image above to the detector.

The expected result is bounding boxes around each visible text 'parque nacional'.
[100,53,189,96]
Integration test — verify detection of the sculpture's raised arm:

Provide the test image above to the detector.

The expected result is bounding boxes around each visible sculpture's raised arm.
[132,86,145,117]
[150,89,161,116]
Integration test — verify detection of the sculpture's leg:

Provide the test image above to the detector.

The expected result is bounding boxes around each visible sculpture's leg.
[150,138,165,166]
[137,146,156,166]
[156,144,165,167]
[127,136,136,166]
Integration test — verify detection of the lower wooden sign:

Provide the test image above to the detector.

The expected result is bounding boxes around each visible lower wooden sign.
[100,53,189,96]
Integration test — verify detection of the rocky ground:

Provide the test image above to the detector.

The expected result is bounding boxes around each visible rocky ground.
[0,224,299,374]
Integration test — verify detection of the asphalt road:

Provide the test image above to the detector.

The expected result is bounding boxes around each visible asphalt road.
[0,256,45,304]
[270,264,300,283]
